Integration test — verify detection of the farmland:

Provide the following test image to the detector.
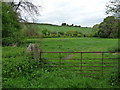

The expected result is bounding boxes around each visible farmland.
[22,23,93,36]
[2,37,119,88]
[2,1,120,89]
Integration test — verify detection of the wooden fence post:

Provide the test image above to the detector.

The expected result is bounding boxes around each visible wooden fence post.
[40,50,42,62]
[59,52,62,68]
[81,52,82,72]
[102,52,104,77]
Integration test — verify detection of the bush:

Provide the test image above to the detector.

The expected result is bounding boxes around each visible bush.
[66,30,78,37]
[2,32,24,46]
[49,31,58,38]
[41,29,50,37]
[104,68,120,87]
[23,25,42,38]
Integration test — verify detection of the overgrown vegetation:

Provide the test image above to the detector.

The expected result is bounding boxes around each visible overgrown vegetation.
[22,24,42,38]
[2,2,24,46]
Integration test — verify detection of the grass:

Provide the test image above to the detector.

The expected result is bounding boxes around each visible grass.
[23,23,93,35]
[25,37,118,51]
[2,37,119,88]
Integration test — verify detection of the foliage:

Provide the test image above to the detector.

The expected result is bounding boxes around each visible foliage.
[92,24,100,37]
[2,2,24,46]
[66,30,82,37]
[49,31,58,37]
[23,25,41,38]
[61,23,67,26]
[41,29,51,37]
[41,28,84,38]
[9,0,41,22]
[97,16,119,38]
[106,0,120,19]
[71,24,74,26]
[58,31,65,37]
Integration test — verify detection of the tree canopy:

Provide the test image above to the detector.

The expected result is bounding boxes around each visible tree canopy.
[2,2,23,45]
[106,0,120,19]
[97,16,118,38]
[9,0,41,22]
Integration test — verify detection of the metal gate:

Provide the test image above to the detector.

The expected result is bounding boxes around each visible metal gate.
[40,51,119,78]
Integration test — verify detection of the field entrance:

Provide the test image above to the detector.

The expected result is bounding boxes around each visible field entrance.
[41,51,119,78]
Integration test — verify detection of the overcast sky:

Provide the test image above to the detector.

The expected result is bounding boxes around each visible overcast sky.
[28,0,110,27]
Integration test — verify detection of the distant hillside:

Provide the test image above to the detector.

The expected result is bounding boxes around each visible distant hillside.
[22,22,93,35]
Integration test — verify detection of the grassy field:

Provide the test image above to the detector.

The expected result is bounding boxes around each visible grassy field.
[23,23,93,35]
[25,37,118,51]
[2,37,119,88]
[26,38,119,76]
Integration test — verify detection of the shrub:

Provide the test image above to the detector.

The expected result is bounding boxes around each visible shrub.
[66,30,78,37]
[49,31,58,38]
[41,29,50,37]
[23,25,41,38]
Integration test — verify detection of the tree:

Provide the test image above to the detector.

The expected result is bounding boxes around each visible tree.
[106,0,120,38]
[71,24,74,26]
[61,23,67,26]
[8,0,41,22]
[2,1,41,45]
[97,16,118,38]
[106,0,120,19]
[92,24,100,37]
[2,2,23,45]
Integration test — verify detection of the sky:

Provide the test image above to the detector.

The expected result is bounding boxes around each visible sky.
[26,0,110,27]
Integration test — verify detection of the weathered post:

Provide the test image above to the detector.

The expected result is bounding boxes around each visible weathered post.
[102,52,104,77]
[81,52,82,72]
[58,45,62,68]
[26,43,41,62]
[40,49,42,62]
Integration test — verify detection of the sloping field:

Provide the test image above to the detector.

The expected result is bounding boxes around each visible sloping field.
[23,23,93,35]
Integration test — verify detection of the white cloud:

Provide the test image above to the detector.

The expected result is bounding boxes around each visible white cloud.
[29,0,110,27]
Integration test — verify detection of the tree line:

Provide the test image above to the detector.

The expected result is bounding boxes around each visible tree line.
[61,23,81,27]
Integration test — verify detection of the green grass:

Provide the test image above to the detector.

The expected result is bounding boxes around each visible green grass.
[38,24,92,34]
[2,37,119,88]
[25,37,118,52]
[24,38,118,77]
[23,23,93,35]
